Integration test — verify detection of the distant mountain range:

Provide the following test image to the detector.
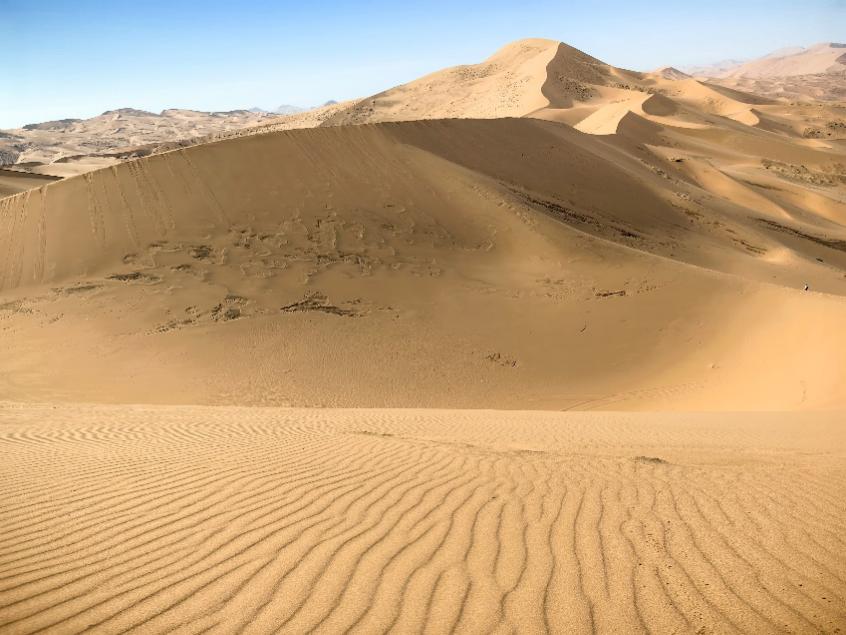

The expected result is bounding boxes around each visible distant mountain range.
[682,43,846,101]
[0,101,344,173]
[252,102,338,115]
[682,42,846,78]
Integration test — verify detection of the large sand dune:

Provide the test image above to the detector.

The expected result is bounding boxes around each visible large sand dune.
[0,404,844,633]
[1,117,845,409]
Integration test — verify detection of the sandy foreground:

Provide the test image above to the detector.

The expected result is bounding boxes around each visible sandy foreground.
[0,402,844,634]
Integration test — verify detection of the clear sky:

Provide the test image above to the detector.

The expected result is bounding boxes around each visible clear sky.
[2,0,844,129]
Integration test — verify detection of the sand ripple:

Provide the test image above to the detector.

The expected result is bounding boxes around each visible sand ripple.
[0,404,844,633]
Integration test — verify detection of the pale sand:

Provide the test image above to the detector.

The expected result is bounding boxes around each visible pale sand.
[0,403,843,633]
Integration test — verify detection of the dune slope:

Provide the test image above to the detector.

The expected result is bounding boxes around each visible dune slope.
[1,119,845,409]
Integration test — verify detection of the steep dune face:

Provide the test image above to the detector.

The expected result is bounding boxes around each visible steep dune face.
[1,119,845,409]
[322,39,565,125]
[322,39,649,128]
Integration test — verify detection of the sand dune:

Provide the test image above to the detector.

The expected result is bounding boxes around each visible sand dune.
[0,403,844,634]
[652,66,692,81]
[319,38,843,146]
[1,117,845,409]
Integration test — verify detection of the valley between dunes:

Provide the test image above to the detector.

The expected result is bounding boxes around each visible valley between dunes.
[1,38,845,634]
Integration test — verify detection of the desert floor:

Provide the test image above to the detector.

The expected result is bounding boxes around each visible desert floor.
[0,403,844,634]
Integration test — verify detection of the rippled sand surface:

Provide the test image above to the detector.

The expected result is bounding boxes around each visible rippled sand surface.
[1,404,843,633]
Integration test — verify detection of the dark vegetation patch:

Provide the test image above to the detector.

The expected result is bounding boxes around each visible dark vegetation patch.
[634,456,667,465]
[281,292,360,317]
[805,121,846,139]
[0,300,28,313]
[63,284,100,294]
[512,189,641,240]
[743,180,783,191]
[731,237,767,255]
[190,245,213,260]
[107,271,160,283]
[486,352,518,368]
[761,159,845,186]
[756,218,846,252]
[211,305,241,321]
[595,290,626,298]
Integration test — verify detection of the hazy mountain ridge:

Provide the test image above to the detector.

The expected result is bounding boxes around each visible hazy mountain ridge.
[683,43,846,101]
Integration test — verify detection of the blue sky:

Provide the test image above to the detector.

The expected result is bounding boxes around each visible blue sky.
[2,0,844,128]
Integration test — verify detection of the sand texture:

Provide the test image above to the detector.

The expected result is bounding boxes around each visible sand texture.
[0,404,844,634]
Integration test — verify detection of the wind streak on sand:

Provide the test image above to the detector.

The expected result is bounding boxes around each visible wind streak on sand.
[0,404,844,633]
